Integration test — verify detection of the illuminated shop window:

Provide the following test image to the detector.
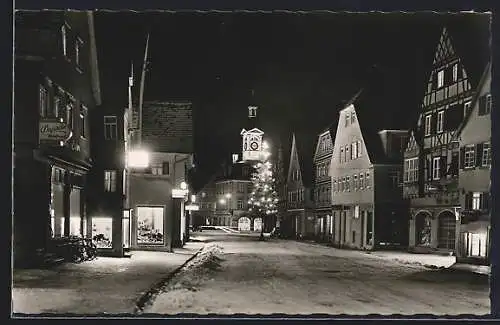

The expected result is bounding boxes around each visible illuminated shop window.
[70,217,81,236]
[92,217,113,248]
[137,207,164,245]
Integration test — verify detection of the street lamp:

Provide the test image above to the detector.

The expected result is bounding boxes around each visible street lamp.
[127,150,150,169]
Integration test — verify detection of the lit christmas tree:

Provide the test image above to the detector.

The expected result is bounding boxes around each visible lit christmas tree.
[248,141,279,240]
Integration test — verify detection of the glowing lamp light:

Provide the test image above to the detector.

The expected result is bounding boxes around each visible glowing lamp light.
[262,141,269,150]
[225,193,232,199]
[219,199,226,204]
[127,150,149,168]
[180,181,187,190]
[191,195,196,203]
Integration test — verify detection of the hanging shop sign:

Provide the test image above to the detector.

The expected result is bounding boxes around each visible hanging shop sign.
[185,204,199,211]
[39,120,71,142]
[172,189,189,198]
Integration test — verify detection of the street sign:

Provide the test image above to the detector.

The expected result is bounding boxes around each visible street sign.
[172,189,189,198]
[185,204,199,211]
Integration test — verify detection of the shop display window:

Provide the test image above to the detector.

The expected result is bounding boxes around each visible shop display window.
[92,217,113,248]
[137,207,164,245]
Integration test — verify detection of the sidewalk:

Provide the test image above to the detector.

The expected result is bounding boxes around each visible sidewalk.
[12,241,205,316]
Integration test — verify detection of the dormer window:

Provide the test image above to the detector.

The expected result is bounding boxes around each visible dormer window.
[351,111,356,124]
[248,106,257,118]
[345,112,350,127]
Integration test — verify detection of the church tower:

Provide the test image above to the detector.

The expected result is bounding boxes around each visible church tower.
[240,90,265,162]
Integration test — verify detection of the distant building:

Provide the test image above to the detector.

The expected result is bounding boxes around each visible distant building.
[404,27,475,254]
[312,125,335,242]
[454,62,492,265]
[285,132,316,239]
[214,160,254,229]
[329,90,408,250]
[128,100,194,251]
[13,11,101,266]
[191,176,217,228]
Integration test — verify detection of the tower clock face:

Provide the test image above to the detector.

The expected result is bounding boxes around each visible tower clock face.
[250,141,259,150]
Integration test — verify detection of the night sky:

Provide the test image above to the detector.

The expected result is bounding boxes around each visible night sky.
[93,12,490,189]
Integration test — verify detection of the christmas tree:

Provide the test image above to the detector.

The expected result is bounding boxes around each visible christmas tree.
[248,142,278,239]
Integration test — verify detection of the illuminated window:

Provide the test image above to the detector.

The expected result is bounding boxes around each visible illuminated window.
[137,206,164,245]
[437,69,444,88]
[452,63,458,82]
[432,157,441,180]
[104,170,117,192]
[472,192,481,210]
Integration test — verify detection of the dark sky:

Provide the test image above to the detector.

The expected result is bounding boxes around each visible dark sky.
[93,12,490,189]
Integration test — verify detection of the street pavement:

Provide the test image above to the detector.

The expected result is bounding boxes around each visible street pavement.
[12,241,205,316]
[146,230,490,316]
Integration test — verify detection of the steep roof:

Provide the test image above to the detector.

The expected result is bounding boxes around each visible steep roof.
[345,85,413,164]
[455,60,491,137]
[293,131,317,187]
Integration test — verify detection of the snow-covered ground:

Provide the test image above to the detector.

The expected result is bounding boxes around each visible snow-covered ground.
[145,233,490,316]
[12,242,204,315]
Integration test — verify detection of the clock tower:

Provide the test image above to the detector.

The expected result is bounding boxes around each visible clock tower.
[240,91,265,162]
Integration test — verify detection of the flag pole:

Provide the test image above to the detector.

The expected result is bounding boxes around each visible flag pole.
[138,33,150,146]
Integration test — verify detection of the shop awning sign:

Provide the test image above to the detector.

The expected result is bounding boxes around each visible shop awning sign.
[39,120,71,142]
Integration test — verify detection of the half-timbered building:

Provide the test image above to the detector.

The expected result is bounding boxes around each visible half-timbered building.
[404,27,475,253]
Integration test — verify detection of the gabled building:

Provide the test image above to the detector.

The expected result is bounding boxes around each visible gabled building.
[454,61,492,265]
[404,27,475,254]
[312,125,335,242]
[285,132,315,239]
[329,90,409,250]
[128,100,194,251]
[14,11,101,266]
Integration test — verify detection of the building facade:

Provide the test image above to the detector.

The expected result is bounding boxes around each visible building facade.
[286,133,315,239]
[192,176,217,228]
[128,101,194,251]
[313,127,334,242]
[329,92,408,250]
[455,62,492,265]
[404,27,474,253]
[14,11,101,266]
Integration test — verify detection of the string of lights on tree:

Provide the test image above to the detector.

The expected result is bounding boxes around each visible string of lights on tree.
[248,141,279,216]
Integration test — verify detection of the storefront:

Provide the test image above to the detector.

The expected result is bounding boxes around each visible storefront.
[457,211,490,265]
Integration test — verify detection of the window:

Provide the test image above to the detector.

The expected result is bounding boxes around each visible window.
[61,24,68,57]
[345,145,350,162]
[39,85,49,117]
[346,176,350,192]
[356,141,362,158]
[238,183,245,193]
[345,112,350,127]
[437,110,444,133]
[424,115,432,136]
[482,142,491,166]
[53,95,60,118]
[75,38,83,68]
[80,105,87,138]
[66,100,74,128]
[136,206,164,245]
[351,142,357,160]
[351,111,356,124]
[485,94,492,114]
[452,63,458,82]
[237,200,243,209]
[333,180,337,193]
[432,157,441,180]
[354,205,360,219]
[340,147,344,163]
[151,165,163,175]
[162,162,170,175]
[341,177,346,192]
[353,174,358,190]
[437,69,444,88]
[365,172,371,188]
[104,170,117,192]
[472,192,481,210]
[248,106,257,118]
[389,171,400,188]
[405,158,418,182]
[104,116,118,140]
[359,173,364,189]
[464,145,475,168]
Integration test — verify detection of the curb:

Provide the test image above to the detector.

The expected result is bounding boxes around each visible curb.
[133,244,206,315]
